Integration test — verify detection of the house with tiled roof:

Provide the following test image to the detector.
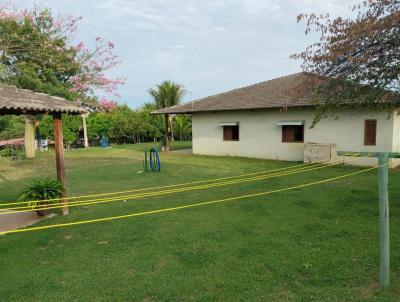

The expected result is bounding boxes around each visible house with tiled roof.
[153,73,400,166]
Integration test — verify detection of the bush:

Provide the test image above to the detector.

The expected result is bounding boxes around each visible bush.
[0,146,16,157]
[19,178,64,216]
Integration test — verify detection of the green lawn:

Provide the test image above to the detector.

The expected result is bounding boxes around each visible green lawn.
[0,142,399,301]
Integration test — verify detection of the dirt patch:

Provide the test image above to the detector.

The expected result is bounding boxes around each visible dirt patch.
[360,281,379,299]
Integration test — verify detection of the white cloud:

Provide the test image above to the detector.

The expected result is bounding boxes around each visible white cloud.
[14,0,358,107]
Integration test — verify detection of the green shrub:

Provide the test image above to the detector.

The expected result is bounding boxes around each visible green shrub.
[0,146,16,157]
[19,178,64,215]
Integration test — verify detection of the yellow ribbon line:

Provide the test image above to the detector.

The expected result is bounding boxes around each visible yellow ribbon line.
[1,161,331,213]
[0,164,380,236]
[0,161,316,206]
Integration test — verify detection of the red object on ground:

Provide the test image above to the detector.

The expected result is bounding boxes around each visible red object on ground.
[0,137,24,147]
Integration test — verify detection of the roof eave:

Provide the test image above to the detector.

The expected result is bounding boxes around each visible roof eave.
[0,108,87,116]
[150,104,316,115]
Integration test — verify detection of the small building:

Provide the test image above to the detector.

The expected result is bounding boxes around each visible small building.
[153,73,400,166]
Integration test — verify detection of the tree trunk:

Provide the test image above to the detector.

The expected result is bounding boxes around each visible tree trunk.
[164,114,170,151]
[169,115,174,142]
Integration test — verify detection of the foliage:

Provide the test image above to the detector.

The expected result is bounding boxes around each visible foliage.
[148,80,185,109]
[0,3,124,102]
[148,80,185,144]
[293,0,400,121]
[87,112,111,139]
[107,105,161,144]
[173,114,192,141]
[18,178,64,209]
[0,145,16,157]
[39,114,82,143]
[62,114,83,143]
[30,102,166,144]
[99,98,117,113]
[0,3,125,143]
[0,115,24,140]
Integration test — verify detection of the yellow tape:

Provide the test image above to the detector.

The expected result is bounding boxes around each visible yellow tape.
[3,156,357,213]
[0,161,316,206]
[2,161,333,214]
[0,164,332,215]
[0,164,380,235]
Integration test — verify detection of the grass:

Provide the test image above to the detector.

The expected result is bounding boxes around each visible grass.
[0,141,399,301]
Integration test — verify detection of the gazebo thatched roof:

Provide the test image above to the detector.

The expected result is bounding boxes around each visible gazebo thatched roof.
[0,84,86,115]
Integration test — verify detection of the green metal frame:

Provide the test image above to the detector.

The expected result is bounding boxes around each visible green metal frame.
[144,146,148,172]
[338,151,399,288]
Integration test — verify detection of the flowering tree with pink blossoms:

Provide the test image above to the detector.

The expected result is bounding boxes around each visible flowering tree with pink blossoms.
[0,3,124,107]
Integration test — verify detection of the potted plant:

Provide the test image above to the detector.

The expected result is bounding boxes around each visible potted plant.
[19,178,64,216]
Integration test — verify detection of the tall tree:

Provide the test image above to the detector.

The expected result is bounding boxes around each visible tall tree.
[148,80,185,150]
[173,115,192,141]
[293,0,400,123]
[0,3,124,142]
[0,4,124,102]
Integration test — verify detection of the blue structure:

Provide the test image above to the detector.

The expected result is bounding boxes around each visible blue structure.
[100,137,109,148]
[149,147,161,172]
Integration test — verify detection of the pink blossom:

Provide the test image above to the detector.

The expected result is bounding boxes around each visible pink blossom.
[0,3,124,105]
[99,98,117,112]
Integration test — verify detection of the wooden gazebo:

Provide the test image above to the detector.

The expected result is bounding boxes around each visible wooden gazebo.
[0,85,86,215]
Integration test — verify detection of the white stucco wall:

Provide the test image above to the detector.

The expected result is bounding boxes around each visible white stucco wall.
[392,111,400,166]
[192,109,399,166]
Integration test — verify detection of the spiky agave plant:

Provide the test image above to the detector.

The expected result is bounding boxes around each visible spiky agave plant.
[19,178,64,216]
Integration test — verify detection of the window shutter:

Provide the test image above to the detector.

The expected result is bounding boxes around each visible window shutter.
[282,125,303,143]
[223,126,239,141]
[364,120,377,146]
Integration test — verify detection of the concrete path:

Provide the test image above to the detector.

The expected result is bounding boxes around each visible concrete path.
[171,149,192,154]
[0,209,55,234]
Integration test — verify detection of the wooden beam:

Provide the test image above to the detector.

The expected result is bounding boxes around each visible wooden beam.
[53,112,68,216]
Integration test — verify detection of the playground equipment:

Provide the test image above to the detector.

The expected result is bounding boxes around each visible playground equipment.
[100,137,109,148]
[144,147,161,172]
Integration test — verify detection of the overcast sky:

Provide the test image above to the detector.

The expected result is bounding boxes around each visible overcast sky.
[15,0,357,108]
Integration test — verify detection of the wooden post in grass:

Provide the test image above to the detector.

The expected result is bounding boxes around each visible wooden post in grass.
[378,153,390,288]
[53,112,68,216]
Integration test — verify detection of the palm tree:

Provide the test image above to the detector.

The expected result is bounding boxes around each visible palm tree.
[174,115,192,141]
[148,81,185,150]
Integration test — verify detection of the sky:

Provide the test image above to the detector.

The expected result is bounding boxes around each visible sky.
[15,0,358,108]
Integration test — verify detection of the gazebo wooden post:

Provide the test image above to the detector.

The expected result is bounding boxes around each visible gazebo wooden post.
[81,113,89,148]
[53,112,69,216]
[164,113,170,151]
[24,114,36,159]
